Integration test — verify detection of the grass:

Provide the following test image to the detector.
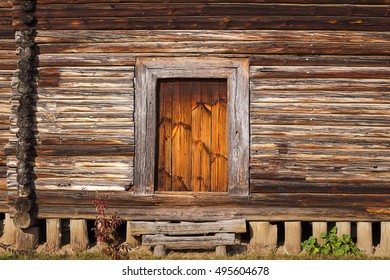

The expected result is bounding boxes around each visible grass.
[0,247,388,260]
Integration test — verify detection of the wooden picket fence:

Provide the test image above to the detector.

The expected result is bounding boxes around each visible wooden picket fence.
[1,215,390,257]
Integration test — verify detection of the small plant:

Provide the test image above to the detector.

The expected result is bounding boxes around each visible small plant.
[301,226,361,257]
[91,192,130,260]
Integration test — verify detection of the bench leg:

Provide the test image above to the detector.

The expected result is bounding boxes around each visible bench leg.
[216,245,227,257]
[154,245,166,257]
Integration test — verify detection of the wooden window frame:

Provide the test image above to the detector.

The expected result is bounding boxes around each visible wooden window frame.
[135,57,249,196]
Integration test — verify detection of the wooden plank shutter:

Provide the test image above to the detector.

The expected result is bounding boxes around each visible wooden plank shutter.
[157,79,227,192]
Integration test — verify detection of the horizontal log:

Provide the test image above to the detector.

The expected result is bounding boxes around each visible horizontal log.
[33,204,390,222]
[37,53,390,68]
[16,4,390,17]
[34,30,390,44]
[0,2,11,8]
[250,66,390,79]
[0,202,9,213]
[142,233,236,249]
[5,144,134,157]
[129,219,246,236]
[37,41,390,55]
[250,181,390,194]
[250,91,390,105]
[250,124,390,137]
[31,190,390,209]
[12,0,390,4]
[251,134,390,146]
[38,53,136,67]
[251,79,390,91]
[250,113,390,127]
[13,15,390,31]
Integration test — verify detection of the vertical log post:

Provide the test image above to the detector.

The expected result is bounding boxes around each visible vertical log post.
[336,222,351,237]
[126,221,141,248]
[215,245,227,257]
[379,222,390,256]
[215,233,228,257]
[154,245,166,257]
[13,0,39,253]
[312,222,327,243]
[249,221,277,252]
[0,213,17,245]
[46,219,62,252]
[284,222,301,255]
[70,219,89,252]
[15,227,39,252]
[357,222,373,255]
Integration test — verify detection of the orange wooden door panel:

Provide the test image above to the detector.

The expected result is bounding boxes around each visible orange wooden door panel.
[157,79,227,192]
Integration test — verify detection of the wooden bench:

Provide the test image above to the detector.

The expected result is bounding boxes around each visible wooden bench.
[127,219,247,257]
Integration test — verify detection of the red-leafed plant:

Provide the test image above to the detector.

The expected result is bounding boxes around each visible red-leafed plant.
[91,192,130,260]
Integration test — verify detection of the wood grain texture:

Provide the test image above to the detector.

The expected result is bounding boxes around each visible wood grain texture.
[250,64,390,195]
[157,79,227,192]
[23,190,390,221]
[135,58,249,196]
[357,222,373,255]
[1,2,389,223]
[0,1,13,207]
[11,2,390,31]
[142,233,236,249]
[128,219,246,236]
[249,221,277,252]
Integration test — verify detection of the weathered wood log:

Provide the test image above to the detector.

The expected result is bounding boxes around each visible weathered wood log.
[16,14,390,32]
[14,196,33,212]
[284,222,301,255]
[312,222,327,243]
[379,222,390,256]
[17,70,33,82]
[70,219,89,252]
[20,27,35,37]
[17,59,33,72]
[17,81,33,95]
[357,222,373,255]
[215,245,227,257]
[21,14,37,26]
[19,35,36,48]
[0,213,17,245]
[18,95,34,107]
[128,219,246,236]
[21,1,35,13]
[17,117,34,128]
[17,184,33,197]
[12,3,390,19]
[336,222,351,238]
[19,47,35,60]
[126,221,141,248]
[248,221,277,252]
[142,233,236,249]
[153,244,166,257]
[27,190,390,222]
[16,129,34,140]
[46,218,62,252]
[15,227,39,252]
[13,211,36,229]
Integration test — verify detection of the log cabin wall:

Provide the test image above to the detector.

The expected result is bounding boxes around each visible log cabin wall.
[0,0,14,213]
[2,1,390,220]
